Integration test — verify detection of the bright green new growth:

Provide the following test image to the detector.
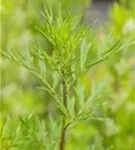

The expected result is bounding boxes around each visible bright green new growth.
[1,4,122,150]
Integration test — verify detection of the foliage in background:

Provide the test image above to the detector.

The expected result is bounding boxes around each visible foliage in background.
[0,0,135,150]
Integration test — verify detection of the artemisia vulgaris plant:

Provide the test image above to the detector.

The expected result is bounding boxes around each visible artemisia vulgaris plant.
[1,4,123,150]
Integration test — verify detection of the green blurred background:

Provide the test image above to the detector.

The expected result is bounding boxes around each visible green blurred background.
[0,0,135,150]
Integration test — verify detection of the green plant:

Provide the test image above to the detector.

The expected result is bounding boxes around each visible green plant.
[1,3,129,150]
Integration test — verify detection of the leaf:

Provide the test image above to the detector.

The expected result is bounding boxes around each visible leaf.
[52,71,59,89]
[67,97,75,117]
[85,41,121,69]
[75,84,85,107]
[86,79,107,106]
[35,26,55,46]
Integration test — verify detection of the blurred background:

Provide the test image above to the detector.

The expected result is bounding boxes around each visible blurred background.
[0,0,135,149]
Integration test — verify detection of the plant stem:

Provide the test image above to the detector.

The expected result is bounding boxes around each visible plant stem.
[59,71,68,150]
[60,119,67,150]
